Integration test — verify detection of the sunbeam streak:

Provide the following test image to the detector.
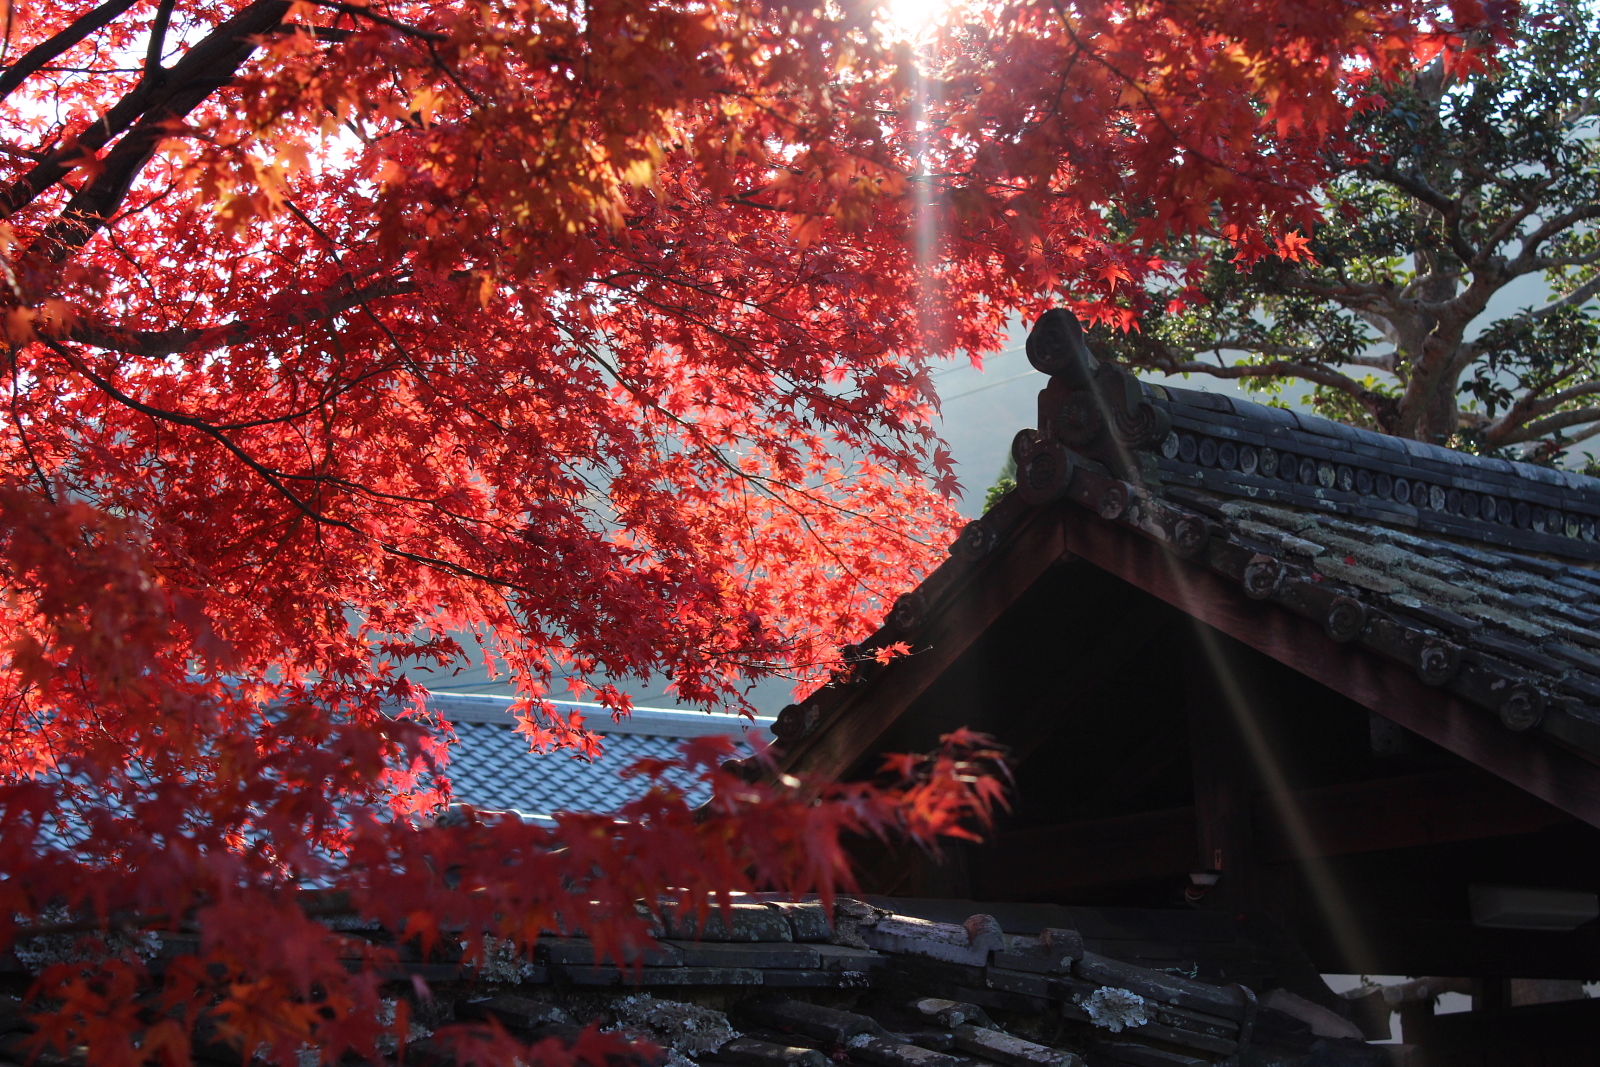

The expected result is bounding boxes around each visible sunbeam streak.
[1186,620,1378,972]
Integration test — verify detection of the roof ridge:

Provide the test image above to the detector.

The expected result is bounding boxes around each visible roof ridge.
[1152,379,1600,499]
[1014,309,1600,562]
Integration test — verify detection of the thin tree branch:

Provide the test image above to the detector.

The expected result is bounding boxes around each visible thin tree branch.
[1478,194,1547,257]
[1556,420,1600,449]
[42,336,536,594]
[1499,405,1600,444]
[1204,339,1320,359]
[0,0,141,104]
[2,0,289,233]
[300,0,446,41]
[1523,272,1600,323]
[1360,162,1479,266]
[1511,204,1600,269]
[1146,357,1382,408]
[71,275,419,356]
[1516,378,1600,419]
[1335,351,1400,371]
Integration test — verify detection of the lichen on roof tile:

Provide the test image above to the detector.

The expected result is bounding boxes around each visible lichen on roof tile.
[1391,569,1480,604]
[1452,602,1553,639]
[1310,558,1405,595]
[1459,581,1540,614]
[1308,533,1412,572]
[1227,503,1320,533]
[1231,519,1326,559]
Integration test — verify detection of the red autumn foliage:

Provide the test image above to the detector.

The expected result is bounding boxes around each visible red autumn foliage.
[0,0,1504,1062]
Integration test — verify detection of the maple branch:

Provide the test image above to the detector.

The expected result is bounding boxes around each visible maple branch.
[573,332,938,604]
[270,23,355,41]
[44,336,534,594]
[1050,14,1281,194]
[44,337,337,505]
[300,0,447,41]
[145,0,177,77]
[72,275,420,357]
[33,5,293,265]
[600,265,925,458]
[5,0,290,255]
[0,0,141,104]
[296,0,484,110]
[4,348,55,500]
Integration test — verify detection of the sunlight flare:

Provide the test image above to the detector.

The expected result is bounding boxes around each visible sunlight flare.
[879,0,954,40]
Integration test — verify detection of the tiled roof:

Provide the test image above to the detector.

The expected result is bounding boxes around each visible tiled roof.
[428,693,774,819]
[1029,308,1600,562]
[1009,330,1600,754]
[1144,491,1600,748]
[5,896,1370,1067]
[1147,384,1600,560]
[768,310,1600,766]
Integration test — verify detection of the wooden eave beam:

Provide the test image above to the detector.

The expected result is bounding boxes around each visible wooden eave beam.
[1059,508,1600,830]
[1252,767,1574,864]
[978,768,1575,899]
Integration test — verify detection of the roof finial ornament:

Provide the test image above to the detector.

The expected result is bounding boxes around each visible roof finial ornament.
[1025,308,1098,387]
[1027,310,1168,484]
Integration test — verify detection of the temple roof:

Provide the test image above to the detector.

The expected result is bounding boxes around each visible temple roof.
[768,310,1600,829]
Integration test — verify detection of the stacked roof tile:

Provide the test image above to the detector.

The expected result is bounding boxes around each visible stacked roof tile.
[1149,386,1600,560]
[2,897,1381,1067]
[428,694,774,819]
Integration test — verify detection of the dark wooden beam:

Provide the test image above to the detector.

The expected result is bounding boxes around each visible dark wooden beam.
[1411,995,1600,1062]
[978,768,1575,899]
[1184,631,1261,911]
[1254,767,1574,864]
[1059,509,1600,830]
[780,506,1067,781]
[1310,918,1600,979]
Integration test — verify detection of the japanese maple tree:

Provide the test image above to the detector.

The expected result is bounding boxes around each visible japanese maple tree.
[0,0,1498,1062]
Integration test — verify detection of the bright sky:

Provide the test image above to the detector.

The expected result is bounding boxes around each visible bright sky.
[880,0,952,40]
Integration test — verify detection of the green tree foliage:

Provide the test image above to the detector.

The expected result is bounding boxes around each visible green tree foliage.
[985,457,1018,514]
[1094,1,1599,458]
